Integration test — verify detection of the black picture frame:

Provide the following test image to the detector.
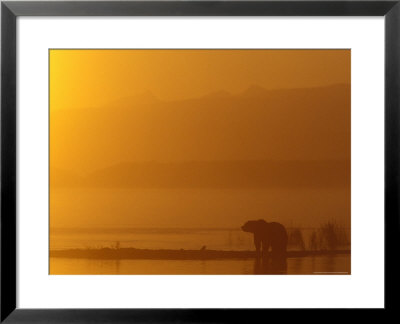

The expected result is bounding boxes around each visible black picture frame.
[1,0,399,322]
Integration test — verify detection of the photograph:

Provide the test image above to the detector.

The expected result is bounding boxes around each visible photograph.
[49,49,351,275]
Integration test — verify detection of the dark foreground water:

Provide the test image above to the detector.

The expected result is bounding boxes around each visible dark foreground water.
[50,254,350,275]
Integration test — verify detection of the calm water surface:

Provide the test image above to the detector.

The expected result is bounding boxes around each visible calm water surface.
[50,254,350,275]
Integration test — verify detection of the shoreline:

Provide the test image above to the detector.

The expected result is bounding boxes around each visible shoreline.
[50,248,350,260]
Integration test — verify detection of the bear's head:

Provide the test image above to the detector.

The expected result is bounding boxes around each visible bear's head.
[241,219,267,233]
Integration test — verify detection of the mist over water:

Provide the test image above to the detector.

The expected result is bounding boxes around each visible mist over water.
[51,228,254,251]
[50,187,350,231]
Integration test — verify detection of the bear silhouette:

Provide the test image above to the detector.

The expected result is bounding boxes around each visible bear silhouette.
[241,219,288,265]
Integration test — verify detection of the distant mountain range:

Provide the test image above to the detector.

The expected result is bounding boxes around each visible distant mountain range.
[50,84,350,188]
[104,90,161,108]
[103,83,347,104]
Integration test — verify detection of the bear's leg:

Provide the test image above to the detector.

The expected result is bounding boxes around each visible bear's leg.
[254,235,261,258]
[262,240,270,263]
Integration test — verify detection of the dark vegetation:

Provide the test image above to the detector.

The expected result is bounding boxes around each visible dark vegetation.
[288,221,350,251]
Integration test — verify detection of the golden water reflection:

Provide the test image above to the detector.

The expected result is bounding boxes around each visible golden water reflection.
[50,254,350,275]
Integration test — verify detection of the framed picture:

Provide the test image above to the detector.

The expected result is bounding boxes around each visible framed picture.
[1,0,399,321]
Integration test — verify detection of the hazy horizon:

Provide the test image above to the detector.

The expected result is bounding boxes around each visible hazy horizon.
[50,82,350,174]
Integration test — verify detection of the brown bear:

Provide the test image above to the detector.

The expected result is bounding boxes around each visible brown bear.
[241,219,288,261]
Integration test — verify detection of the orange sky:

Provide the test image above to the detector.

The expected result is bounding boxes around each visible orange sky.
[50,49,350,109]
[49,49,350,229]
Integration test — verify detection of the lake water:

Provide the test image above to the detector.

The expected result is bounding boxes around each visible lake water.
[50,226,349,252]
[50,226,350,275]
[50,187,350,240]
[50,254,350,275]
[51,228,258,251]
[50,187,350,275]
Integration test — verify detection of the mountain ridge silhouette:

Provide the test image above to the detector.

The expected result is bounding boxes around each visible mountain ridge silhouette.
[52,83,349,110]
[50,84,350,184]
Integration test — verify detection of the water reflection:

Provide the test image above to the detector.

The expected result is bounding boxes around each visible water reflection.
[50,254,350,275]
[253,256,287,274]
